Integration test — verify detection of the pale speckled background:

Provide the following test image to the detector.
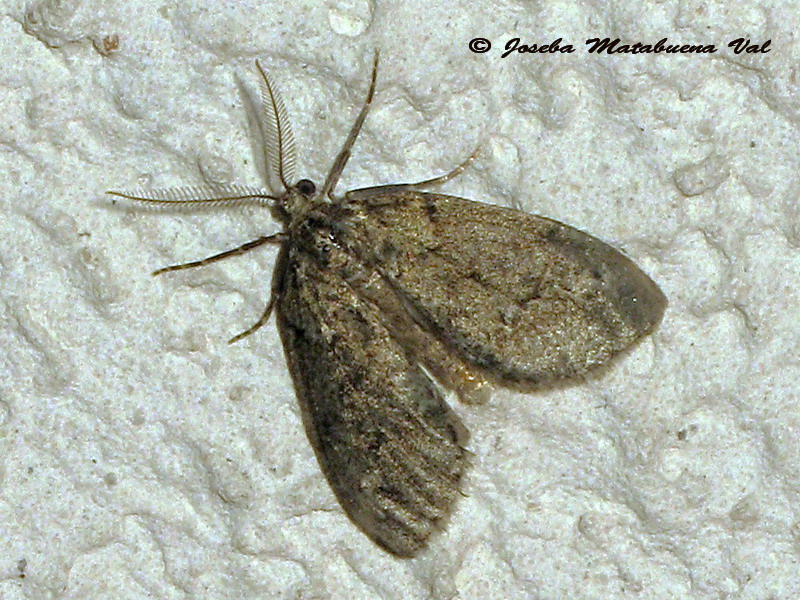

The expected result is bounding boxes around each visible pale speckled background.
[1,0,798,598]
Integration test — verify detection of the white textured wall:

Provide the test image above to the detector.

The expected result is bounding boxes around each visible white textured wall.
[1,0,798,598]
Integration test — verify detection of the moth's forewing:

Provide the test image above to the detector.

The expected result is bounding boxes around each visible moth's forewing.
[276,238,469,557]
[342,190,667,385]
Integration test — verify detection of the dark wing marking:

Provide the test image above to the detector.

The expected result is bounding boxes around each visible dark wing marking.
[276,245,469,557]
[344,190,667,385]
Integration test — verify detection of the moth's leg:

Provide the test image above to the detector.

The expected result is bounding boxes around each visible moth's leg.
[152,233,286,275]
[321,50,380,200]
[397,145,481,190]
[228,291,279,344]
[228,242,290,344]
[344,145,480,202]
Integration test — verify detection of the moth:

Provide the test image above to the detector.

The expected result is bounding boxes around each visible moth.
[109,52,666,557]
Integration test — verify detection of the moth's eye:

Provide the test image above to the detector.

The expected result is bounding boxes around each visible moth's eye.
[297,179,316,195]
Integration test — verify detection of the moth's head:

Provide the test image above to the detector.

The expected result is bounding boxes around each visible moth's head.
[272,178,318,225]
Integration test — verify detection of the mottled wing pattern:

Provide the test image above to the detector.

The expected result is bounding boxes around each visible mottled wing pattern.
[345,190,667,385]
[276,244,469,557]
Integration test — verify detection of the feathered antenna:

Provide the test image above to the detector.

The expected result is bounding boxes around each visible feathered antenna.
[255,59,297,191]
[107,184,277,208]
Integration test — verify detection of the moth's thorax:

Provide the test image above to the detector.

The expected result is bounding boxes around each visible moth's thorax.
[288,200,361,271]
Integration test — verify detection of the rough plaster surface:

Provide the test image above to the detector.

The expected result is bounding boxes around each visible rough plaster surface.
[1,0,798,598]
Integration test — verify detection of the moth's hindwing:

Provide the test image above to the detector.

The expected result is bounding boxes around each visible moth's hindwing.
[276,240,469,557]
[343,190,667,385]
